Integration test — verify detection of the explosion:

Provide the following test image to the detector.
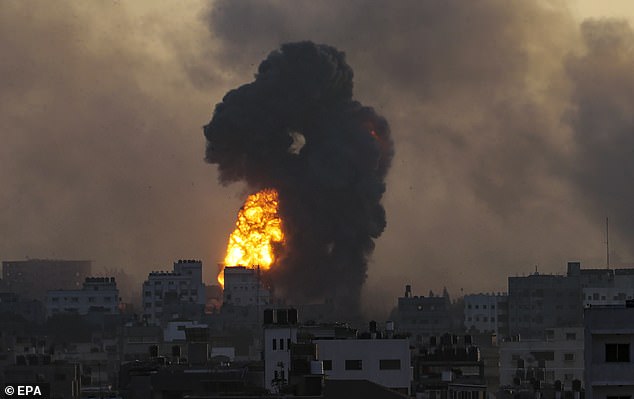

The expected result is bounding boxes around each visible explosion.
[218,188,284,286]
[204,42,393,312]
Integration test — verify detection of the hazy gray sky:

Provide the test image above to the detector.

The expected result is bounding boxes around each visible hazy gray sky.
[2,1,634,317]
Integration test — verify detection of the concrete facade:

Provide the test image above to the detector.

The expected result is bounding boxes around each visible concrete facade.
[263,309,299,392]
[584,304,634,399]
[222,266,270,306]
[499,327,584,390]
[141,260,205,325]
[464,293,508,336]
[315,338,411,395]
[394,285,453,342]
[46,277,119,317]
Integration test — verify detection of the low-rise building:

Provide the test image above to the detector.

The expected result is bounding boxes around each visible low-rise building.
[46,277,119,317]
[412,334,486,398]
[315,337,411,395]
[584,302,634,399]
[499,327,584,392]
[263,309,411,395]
[4,356,81,399]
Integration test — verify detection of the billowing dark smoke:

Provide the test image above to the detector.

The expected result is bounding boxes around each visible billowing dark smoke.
[204,41,393,312]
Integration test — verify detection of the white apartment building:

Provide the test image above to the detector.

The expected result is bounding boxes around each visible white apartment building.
[315,338,411,395]
[464,293,507,335]
[46,277,119,317]
[223,266,270,306]
[499,327,584,390]
[585,303,634,399]
[142,260,206,325]
[263,309,299,393]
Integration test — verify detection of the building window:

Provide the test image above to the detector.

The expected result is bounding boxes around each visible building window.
[566,333,576,341]
[323,360,332,370]
[564,353,575,362]
[345,360,362,370]
[272,339,276,350]
[379,359,401,370]
[88,297,95,303]
[606,343,630,362]
[280,338,284,350]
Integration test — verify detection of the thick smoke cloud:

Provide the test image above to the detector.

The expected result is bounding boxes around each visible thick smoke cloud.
[4,0,634,319]
[206,0,634,316]
[204,42,393,311]
[566,19,634,263]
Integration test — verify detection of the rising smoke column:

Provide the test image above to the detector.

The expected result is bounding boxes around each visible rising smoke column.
[204,41,393,311]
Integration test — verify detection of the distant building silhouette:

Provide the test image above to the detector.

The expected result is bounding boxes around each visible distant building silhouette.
[46,277,119,317]
[141,260,205,325]
[1,259,91,301]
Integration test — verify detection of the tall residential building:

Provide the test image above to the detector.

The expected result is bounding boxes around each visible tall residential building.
[1,259,91,300]
[508,270,582,339]
[222,266,270,307]
[584,302,634,399]
[464,293,508,337]
[141,260,206,325]
[508,262,634,339]
[46,277,119,317]
[393,285,455,343]
[263,308,300,392]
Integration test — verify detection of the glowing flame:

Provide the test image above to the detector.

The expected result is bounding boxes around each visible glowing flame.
[218,188,284,287]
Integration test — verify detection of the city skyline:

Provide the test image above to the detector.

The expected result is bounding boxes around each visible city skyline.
[3,1,634,317]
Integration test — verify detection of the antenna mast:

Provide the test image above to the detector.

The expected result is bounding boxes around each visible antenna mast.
[606,217,610,269]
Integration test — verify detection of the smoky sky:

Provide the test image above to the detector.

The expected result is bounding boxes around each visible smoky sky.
[3,0,634,317]
[207,0,634,314]
[203,41,393,311]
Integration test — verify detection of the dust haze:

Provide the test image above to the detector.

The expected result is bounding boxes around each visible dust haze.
[2,1,634,318]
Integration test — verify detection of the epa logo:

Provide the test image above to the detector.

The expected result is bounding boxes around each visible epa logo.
[3,385,45,397]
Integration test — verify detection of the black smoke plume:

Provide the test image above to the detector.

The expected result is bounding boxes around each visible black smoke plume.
[204,41,393,312]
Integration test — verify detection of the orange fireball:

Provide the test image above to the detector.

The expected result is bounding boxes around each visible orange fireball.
[218,189,284,287]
